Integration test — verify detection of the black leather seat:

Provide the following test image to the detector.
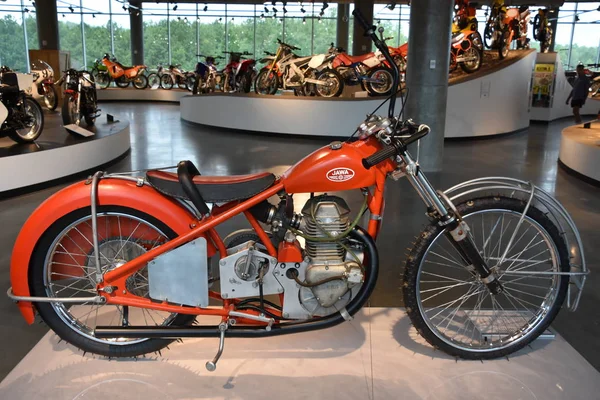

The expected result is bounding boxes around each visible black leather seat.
[146,170,276,203]
[0,72,19,93]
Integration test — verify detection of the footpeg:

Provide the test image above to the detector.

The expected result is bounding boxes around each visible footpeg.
[205,323,227,372]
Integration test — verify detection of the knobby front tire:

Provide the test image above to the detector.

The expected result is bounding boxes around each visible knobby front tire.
[29,206,196,357]
[403,196,569,359]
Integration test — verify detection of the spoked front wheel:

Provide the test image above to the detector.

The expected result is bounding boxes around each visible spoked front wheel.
[403,196,569,359]
[29,206,196,357]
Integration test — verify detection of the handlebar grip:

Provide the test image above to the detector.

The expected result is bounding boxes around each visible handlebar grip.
[362,144,400,170]
[352,9,373,32]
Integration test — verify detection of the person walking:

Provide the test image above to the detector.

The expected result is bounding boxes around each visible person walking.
[566,64,591,124]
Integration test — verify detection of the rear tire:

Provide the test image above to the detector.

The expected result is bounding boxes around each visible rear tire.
[403,196,569,359]
[133,75,148,90]
[29,206,196,358]
[95,72,111,89]
[9,97,44,143]
[315,68,344,98]
[115,76,130,88]
[160,74,174,90]
[364,67,394,96]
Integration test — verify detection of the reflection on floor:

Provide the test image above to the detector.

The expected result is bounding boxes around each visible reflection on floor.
[0,103,598,382]
[1,308,598,399]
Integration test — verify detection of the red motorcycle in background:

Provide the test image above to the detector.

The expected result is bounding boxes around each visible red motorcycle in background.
[223,51,257,93]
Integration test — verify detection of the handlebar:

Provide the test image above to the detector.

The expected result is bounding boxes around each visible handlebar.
[352,8,400,118]
[277,38,301,51]
[362,121,430,170]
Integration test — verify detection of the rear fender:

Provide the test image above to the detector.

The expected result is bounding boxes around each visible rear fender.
[10,178,206,324]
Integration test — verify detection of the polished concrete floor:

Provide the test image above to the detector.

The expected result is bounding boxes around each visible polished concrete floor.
[3,308,599,400]
[1,102,598,381]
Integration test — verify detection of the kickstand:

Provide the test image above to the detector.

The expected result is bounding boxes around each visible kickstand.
[205,322,227,372]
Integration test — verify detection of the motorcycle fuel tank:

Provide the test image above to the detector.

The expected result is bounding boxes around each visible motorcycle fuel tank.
[282,137,395,194]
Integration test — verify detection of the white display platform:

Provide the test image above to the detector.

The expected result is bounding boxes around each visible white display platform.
[181,51,537,138]
[0,120,130,193]
[1,308,598,400]
[559,120,600,183]
[531,52,600,122]
[97,88,188,103]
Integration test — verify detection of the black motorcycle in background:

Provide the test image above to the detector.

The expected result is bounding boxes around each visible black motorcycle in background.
[57,69,99,128]
[0,67,44,144]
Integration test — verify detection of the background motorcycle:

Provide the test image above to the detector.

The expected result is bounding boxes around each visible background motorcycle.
[57,69,99,128]
[450,30,484,73]
[496,6,531,59]
[255,39,342,97]
[160,64,195,91]
[0,68,44,143]
[223,51,256,93]
[533,8,553,53]
[331,41,395,96]
[96,54,148,90]
[193,55,225,94]
[30,60,58,111]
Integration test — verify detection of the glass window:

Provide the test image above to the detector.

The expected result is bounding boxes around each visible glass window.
[110,0,131,66]
[374,4,400,47]
[0,0,30,71]
[143,4,169,70]
[312,3,337,54]
[255,12,282,57]
[198,4,226,58]
[170,3,197,70]
[58,3,84,69]
[82,0,111,69]
[227,4,256,55]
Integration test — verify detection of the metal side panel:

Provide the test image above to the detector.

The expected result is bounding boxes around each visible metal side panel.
[148,238,209,308]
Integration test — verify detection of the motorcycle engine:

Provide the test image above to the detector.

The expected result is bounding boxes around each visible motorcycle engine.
[296,195,364,317]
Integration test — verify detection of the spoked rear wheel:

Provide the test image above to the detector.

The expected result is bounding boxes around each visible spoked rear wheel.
[30,206,196,357]
[403,196,569,359]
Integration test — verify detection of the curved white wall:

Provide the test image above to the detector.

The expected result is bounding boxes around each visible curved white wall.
[98,88,187,103]
[181,51,537,138]
[0,122,130,193]
[445,51,536,138]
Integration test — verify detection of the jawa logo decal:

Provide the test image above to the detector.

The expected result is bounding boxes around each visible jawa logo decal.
[327,168,355,182]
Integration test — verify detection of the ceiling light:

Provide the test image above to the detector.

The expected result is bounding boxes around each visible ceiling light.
[173,4,178,11]
[69,5,74,13]
[272,7,277,13]
[318,16,321,23]
[323,2,328,11]
[302,17,306,24]
[283,6,287,14]
[300,7,305,13]
[264,6,269,13]
[203,4,207,12]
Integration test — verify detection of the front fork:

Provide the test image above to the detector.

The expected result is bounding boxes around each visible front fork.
[399,151,504,295]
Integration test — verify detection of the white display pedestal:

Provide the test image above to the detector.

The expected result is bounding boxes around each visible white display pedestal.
[559,121,600,183]
[181,51,537,138]
[530,52,600,122]
[1,308,598,399]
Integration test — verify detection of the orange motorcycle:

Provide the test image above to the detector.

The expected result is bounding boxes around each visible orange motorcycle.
[95,54,148,89]
[7,10,585,371]
[490,6,531,59]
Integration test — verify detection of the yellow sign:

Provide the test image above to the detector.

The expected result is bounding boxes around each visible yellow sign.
[534,64,555,73]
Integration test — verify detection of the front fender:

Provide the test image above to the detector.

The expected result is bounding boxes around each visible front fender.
[11,178,199,324]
